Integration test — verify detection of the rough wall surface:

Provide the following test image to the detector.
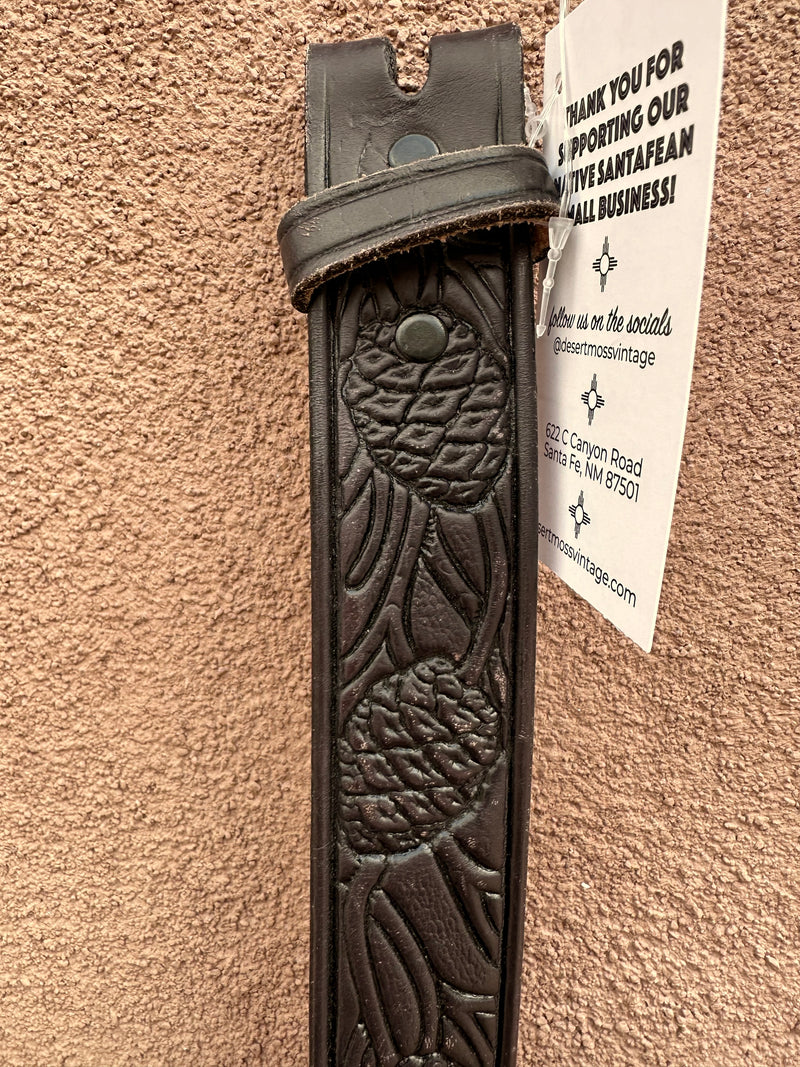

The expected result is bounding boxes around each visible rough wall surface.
[0,1,796,1065]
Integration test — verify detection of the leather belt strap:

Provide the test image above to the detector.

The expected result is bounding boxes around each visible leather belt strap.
[279,24,559,1067]
[279,145,557,311]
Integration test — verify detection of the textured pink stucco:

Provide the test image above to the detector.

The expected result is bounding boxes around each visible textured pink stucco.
[0,1,797,1065]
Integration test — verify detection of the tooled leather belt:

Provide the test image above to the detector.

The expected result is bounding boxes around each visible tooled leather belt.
[279,24,559,1067]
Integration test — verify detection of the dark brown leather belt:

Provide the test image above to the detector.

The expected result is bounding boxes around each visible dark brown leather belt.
[279,24,559,1066]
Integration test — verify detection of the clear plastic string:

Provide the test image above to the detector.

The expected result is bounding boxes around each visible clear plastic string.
[534,0,575,339]
[525,75,561,149]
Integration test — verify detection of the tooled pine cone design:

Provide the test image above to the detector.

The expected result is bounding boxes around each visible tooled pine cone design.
[335,248,513,1067]
[339,657,499,855]
[343,306,509,507]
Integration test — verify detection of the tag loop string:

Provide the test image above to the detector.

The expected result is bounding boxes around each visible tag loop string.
[533,0,575,339]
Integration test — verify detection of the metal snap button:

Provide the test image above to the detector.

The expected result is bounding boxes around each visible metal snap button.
[388,133,439,167]
[395,313,448,362]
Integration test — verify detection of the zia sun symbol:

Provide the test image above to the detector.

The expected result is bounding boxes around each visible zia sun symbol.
[592,236,618,293]
[569,491,591,539]
[580,373,605,426]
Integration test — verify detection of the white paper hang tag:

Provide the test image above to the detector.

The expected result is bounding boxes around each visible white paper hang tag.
[536,0,728,652]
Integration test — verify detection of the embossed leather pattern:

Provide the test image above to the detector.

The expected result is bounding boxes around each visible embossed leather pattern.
[333,244,518,1067]
[282,24,559,1067]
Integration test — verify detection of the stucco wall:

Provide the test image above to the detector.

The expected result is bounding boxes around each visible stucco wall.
[0,1,797,1065]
